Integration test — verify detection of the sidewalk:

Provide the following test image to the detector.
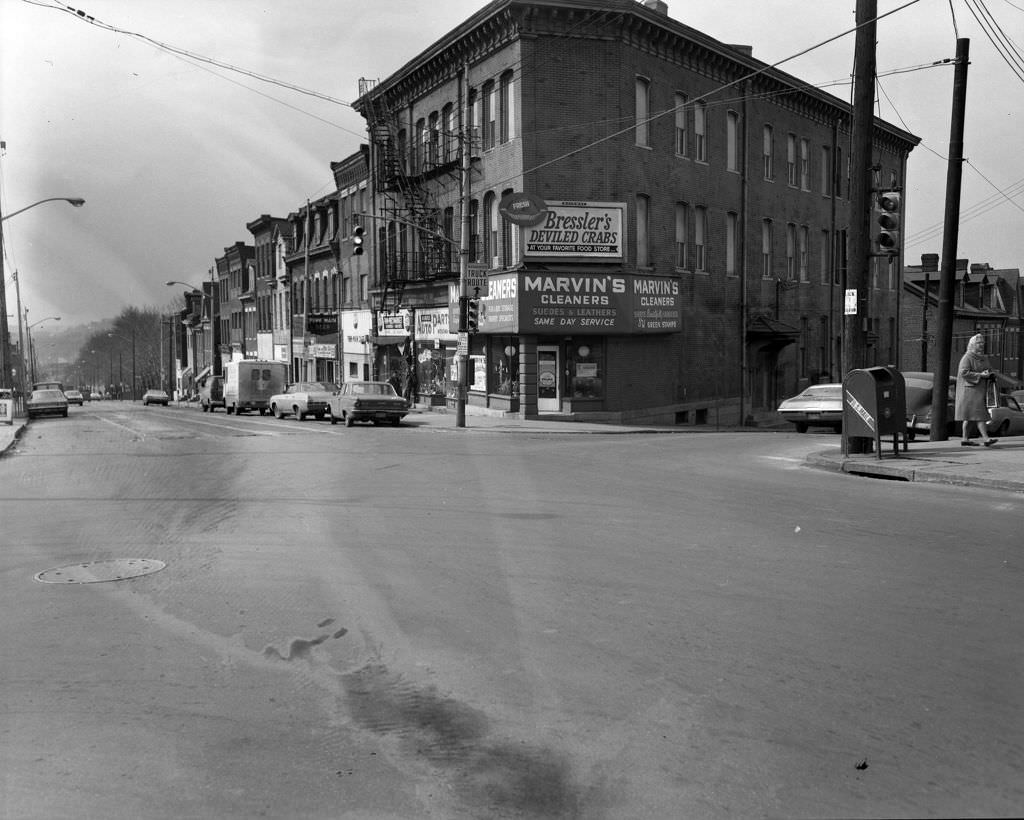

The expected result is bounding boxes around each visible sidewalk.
[3,408,1022,493]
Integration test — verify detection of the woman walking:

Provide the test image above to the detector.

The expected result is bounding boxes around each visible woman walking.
[955,333,997,446]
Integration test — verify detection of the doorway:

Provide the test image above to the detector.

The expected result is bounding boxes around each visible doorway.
[538,346,560,412]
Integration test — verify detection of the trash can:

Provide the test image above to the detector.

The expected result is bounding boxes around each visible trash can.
[842,366,907,458]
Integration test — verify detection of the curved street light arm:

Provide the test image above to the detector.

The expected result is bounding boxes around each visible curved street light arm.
[2,197,85,222]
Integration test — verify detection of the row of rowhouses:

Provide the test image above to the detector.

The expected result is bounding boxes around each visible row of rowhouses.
[173,0,922,423]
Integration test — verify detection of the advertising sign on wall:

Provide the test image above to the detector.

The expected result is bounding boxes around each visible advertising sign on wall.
[473,272,680,335]
[521,201,625,260]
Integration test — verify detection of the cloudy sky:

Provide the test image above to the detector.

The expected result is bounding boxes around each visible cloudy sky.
[2,0,1022,327]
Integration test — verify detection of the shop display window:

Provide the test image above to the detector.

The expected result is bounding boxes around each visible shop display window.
[489,337,519,396]
[569,342,604,399]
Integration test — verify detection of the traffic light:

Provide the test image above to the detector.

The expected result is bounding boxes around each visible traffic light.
[352,224,365,256]
[466,298,480,333]
[875,191,901,255]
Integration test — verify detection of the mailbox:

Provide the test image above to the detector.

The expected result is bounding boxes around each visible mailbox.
[842,366,907,458]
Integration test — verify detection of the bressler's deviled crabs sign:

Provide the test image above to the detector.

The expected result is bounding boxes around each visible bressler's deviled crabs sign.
[521,201,624,260]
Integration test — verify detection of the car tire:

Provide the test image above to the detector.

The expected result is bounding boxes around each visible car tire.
[391,418,401,427]
[330,413,338,425]
[202,402,209,412]
[345,413,354,428]
[63,410,68,417]
[996,420,1010,436]
[273,405,283,419]
[795,422,808,433]
[293,406,305,421]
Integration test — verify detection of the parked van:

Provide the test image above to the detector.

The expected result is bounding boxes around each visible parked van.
[222,360,287,415]
[197,373,225,412]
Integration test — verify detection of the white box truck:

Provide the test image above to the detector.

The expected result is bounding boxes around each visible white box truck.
[223,360,287,415]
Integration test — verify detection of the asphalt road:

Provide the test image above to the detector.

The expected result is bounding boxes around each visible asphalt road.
[2,404,1022,819]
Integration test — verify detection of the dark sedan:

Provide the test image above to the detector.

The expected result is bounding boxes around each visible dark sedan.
[27,388,69,419]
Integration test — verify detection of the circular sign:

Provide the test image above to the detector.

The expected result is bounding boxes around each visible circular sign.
[539,371,556,387]
[499,192,548,227]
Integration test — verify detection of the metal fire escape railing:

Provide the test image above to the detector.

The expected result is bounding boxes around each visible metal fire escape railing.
[366,94,468,314]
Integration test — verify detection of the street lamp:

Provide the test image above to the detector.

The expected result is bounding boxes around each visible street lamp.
[107,330,136,401]
[0,196,85,391]
[26,316,61,384]
[166,279,217,380]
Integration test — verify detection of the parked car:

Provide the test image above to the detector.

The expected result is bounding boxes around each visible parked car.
[270,382,335,420]
[142,389,170,406]
[988,391,1024,437]
[329,381,410,427]
[904,371,957,440]
[777,383,842,433]
[27,388,69,419]
[64,389,85,406]
[197,374,225,412]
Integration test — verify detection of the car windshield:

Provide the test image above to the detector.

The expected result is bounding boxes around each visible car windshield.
[351,382,396,396]
[31,390,64,401]
[800,385,841,399]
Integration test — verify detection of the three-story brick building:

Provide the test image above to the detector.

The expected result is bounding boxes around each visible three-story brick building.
[353,0,919,423]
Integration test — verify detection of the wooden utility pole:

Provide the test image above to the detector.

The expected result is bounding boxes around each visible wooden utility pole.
[845,0,878,379]
[930,38,970,441]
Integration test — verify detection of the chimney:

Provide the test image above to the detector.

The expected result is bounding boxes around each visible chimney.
[920,253,939,272]
[729,45,754,57]
[970,262,991,273]
[642,0,668,15]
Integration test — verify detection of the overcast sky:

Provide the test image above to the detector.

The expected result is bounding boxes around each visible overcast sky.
[2,0,1022,327]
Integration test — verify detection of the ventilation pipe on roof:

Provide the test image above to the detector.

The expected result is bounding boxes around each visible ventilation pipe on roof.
[642,0,668,15]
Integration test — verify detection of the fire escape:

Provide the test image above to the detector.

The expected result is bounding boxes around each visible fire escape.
[362,83,471,315]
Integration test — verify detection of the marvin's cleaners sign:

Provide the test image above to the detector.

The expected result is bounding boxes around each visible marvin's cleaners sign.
[521,201,624,260]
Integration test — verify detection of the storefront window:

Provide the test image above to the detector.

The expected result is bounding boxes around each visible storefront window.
[489,337,519,395]
[416,344,448,398]
[568,341,604,399]
[467,335,486,393]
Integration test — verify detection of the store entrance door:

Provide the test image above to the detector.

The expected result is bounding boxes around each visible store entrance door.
[537,346,560,412]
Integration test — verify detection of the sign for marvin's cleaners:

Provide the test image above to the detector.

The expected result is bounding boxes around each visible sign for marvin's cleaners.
[467,272,681,335]
[521,201,624,260]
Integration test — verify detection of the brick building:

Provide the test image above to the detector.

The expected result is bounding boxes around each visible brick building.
[903,254,1023,383]
[352,0,918,422]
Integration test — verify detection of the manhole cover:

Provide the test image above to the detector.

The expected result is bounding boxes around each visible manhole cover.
[34,559,166,584]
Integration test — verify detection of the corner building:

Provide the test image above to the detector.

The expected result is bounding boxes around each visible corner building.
[354,0,918,423]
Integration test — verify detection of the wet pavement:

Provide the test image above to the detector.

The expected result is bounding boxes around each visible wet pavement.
[3,403,1022,493]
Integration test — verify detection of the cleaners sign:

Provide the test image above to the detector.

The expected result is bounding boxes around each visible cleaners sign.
[521,201,624,260]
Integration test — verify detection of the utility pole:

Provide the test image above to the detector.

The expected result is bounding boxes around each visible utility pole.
[845,0,877,378]
[455,63,471,428]
[844,0,879,453]
[930,38,970,441]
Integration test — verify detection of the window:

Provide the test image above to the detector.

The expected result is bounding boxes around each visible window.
[482,80,496,150]
[821,146,832,196]
[695,207,707,272]
[635,77,650,147]
[501,188,515,267]
[675,92,688,156]
[835,145,844,199]
[799,226,809,282]
[761,219,773,279]
[482,192,495,264]
[499,70,515,144]
[694,101,707,161]
[674,203,689,269]
[726,111,739,172]
[800,138,810,190]
[396,129,407,174]
[726,212,738,276]
[428,112,440,166]
[820,229,830,284]
[787,134,797,186]
[636,194,650,268]
[468,199,480,262]
[442,103,456,162]
[786,223,796,280]
[415,118,427,172]
[763,125,774,180]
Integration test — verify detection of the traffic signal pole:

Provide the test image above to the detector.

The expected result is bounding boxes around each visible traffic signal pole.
[456,63,471,428]
[930,37,970,441]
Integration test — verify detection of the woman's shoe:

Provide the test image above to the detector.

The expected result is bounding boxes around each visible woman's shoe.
[961,440,979,446]
[983,438,999,447]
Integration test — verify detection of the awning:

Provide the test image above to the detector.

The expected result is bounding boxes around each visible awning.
[369,335,409,346]
[746,315,800,352]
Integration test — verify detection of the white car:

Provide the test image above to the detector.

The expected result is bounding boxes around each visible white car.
[269,382,335,420]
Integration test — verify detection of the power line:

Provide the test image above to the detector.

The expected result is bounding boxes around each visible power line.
[26,0,356,107]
